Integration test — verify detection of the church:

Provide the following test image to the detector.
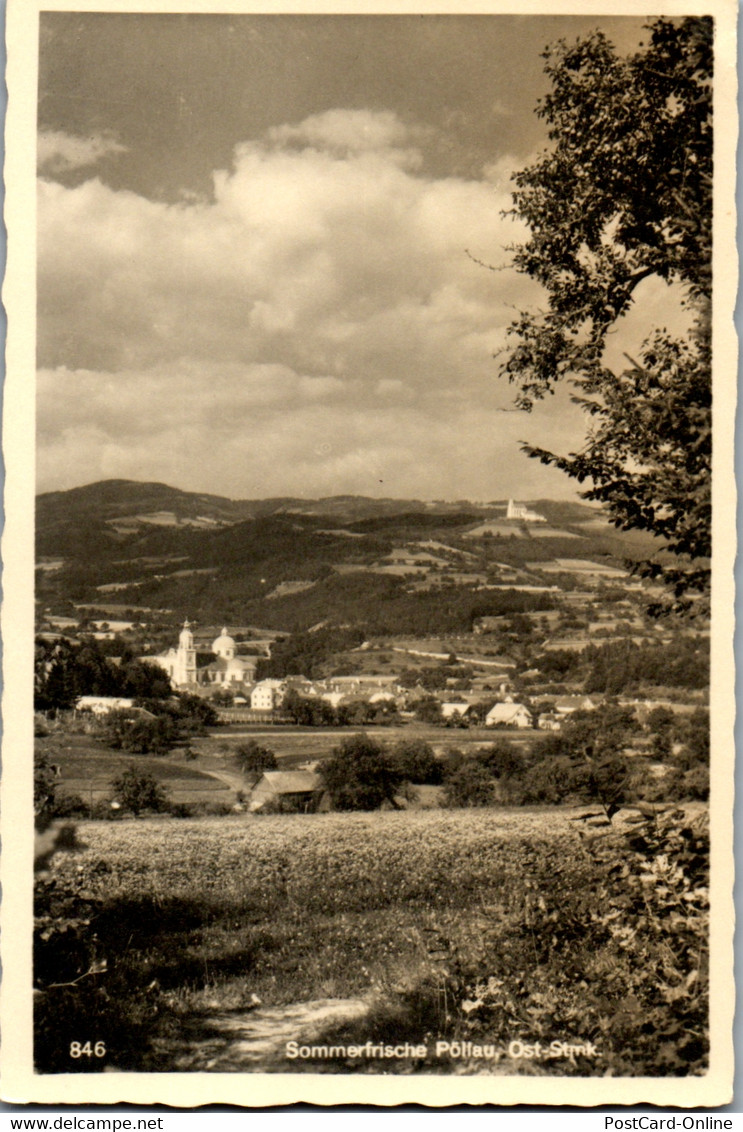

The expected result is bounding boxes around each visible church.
[506,498,546,523]
[143,621,258,691]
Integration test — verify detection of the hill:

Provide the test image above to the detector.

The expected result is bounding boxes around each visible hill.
[37,479,665,634]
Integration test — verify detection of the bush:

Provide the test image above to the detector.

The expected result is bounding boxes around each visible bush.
[681,763,709,801]
[442,762,494,808]
[475,740,525,781]
[50,793,90,819]
[100,710,176,755]
[110,766,170,816]
[515,756,576,805]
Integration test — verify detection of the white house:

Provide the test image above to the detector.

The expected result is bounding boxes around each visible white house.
[441,702,470,720]
[485,702,533,728]
[250,679,286,711]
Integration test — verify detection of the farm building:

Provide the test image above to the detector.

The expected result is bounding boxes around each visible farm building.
[248,770,322,813]
[485,702,533,729]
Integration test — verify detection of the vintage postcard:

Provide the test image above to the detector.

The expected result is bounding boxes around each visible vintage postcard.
[1,0,737,1108]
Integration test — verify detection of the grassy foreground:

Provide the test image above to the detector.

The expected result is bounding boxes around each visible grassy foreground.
[34,806,708,1076]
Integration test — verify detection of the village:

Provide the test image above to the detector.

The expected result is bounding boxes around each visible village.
[35,504,709,819]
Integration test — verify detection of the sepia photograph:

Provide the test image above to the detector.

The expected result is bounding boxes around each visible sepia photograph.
[1,0,736,1108]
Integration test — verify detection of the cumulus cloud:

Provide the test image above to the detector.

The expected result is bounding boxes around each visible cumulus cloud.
[36,108,589,498]
[38,129,128,175]
[266,108,426,164]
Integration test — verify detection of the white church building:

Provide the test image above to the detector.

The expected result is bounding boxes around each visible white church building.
[506,498,546,523]
[142,622,257,691]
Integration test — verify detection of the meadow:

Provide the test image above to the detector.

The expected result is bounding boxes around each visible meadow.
[34,805,708,1076]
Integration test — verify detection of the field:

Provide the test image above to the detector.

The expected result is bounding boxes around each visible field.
[36,733,234,805]
[34,805,708,1076]
[212,724,537,761]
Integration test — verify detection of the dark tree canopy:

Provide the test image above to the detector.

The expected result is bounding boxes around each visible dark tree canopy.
[319,733,402,811]
[501,17,712,611]
[233,739,278,779]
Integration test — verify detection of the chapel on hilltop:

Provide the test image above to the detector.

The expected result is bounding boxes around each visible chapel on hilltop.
[506,498,546,523]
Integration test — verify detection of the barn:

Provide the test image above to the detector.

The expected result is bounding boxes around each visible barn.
[248,770,322,813]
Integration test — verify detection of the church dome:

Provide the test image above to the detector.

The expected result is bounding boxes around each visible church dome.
[212,628,236,659]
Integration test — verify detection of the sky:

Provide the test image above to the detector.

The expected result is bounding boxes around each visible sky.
[37,12,673,503]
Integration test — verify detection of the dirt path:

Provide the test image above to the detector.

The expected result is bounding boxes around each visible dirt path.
[159,997,370,1071]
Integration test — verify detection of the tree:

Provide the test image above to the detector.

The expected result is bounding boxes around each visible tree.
[500,18,712,612]
[415,697,443,725]
[319,733,402,811]
[389,740,442,784]
[549,705,636,818]
[111,765,169,816]
[34,752,59,830]
[101,710,176,755]
[234,740,278,779]
[646,705,676,759]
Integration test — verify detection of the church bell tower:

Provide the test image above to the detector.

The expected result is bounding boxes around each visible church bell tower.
[174,620,197,687]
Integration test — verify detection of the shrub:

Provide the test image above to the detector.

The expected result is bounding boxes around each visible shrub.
[475,740,525,781]
[441,761,494,808]
[515,756,576,805]
[100,710,176,755]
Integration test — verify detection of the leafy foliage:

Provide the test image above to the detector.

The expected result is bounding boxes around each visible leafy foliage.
[35,636,172,711]
[111,765,170,816]
[233,740,278,779]
[389,740,442,785]
[441,761,495,808]
[501,18,712,610]
[319,733,402,811]
[451,808,708,1075]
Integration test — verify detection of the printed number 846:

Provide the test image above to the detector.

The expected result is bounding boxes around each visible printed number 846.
[70,1042,106,1058]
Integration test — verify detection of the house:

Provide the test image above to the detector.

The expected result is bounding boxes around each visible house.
[248,770,322,813]
[554,695,598,716]
[250,679,286,711]
[537,713,562,731]
[485,702,533,728]
[441,702,470,720]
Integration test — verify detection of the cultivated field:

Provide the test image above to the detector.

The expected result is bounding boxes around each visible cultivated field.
[209,724,537,763]
[35,805,708,1076]
[36,733,233,805]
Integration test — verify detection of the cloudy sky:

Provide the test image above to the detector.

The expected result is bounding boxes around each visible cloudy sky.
[38,13,666,502]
